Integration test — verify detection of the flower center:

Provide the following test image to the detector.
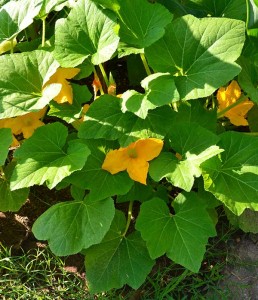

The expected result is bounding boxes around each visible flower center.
[127,148,138,158]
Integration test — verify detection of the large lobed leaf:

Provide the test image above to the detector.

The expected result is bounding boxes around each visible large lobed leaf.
[85,210,154,293]
[145,15,245,100]
[149,122,223,191]
[32,196,115,255]
[10,122,91,190]
[0,0,43,43]
[53,0,119,67]
[0,50,59,118]
[202,131,258,215]
[136,193,216,272]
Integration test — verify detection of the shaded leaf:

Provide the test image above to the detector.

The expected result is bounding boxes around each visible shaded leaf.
[135,193,216,272]
[0,128,12,165]
[85,210,154,293]
[0,163,29,212]
[202,131,258,215]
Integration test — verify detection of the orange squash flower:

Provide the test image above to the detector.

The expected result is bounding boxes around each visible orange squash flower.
[43,68,80,104]
[102,138,163,185]
[217,80,254,126]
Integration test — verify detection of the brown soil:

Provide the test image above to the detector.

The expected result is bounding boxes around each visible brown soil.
[0,185,85,277]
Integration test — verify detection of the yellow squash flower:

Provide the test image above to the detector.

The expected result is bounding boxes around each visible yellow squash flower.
[0,107,47,146]
[43,68,80,104]
[217,80,254,126]
[102,138,164,185]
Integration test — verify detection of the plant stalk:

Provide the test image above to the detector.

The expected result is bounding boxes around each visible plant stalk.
[41,16,47,47]
[99,63,109,88]
[122,201,134,237]
[140,53,152,76]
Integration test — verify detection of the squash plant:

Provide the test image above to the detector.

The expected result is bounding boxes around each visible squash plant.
[1,0,258,293]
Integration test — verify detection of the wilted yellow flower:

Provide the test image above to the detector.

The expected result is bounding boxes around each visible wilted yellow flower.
[102,138,164,185]
[217,80,254,126]
[43,68,80,104]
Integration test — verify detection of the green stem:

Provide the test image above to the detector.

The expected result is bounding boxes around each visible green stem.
[41,16,47,47]
[0,166,5,180]
[217,94,248,118]
[93,69,104,95]
[140,53,151,76]
[122,201,134,237]
[99,63,109,88]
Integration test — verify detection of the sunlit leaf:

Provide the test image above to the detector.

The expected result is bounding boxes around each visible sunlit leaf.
[0,50,59,118]
[10,122,91,190]
[54,0,119,67]
[33,196,115,255]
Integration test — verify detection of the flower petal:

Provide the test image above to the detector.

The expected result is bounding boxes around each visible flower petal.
[134,138,164,161]
[127,158,149,185]
[102,148,130,174]
[43,68,80,104]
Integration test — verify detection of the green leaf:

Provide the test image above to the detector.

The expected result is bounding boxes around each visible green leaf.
[202,131,258,215]
[122,73,179,119]
[91,0,119,11]
[48,84,92,123]
[0,163,29,212]
[0,50,59,118]
[135,193,216,272]
[0,0,43,43]
[78,94,175,146]
[53,0,119,67]
[85,210,154,293]
[149,120,223,192]
[116,182,154,203]
[150,145,223,192]
[116,0,172,52]
[172,101,217,133]
[37,0,69,19]
[145,15,245,100]
[32,196,115,255]
[0,128,12,166]
[10,122,91,190]
[226,208,258,234]
[238,56,258,104]
[186,0,246,20]
[64,139,133,201]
